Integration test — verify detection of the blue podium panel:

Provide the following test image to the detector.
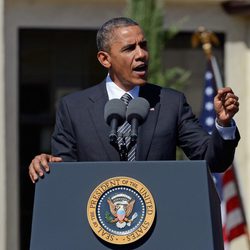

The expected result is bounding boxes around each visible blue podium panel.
[30,161,223,250]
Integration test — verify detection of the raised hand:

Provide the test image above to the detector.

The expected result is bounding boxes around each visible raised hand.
[214,87,239,127]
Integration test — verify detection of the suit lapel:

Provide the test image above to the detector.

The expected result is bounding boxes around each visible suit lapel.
[86,82,161,161]
[137,84,161,160]
[87,81,120,161]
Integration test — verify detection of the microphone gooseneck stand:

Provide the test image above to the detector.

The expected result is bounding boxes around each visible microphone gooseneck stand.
[109,134,136,161]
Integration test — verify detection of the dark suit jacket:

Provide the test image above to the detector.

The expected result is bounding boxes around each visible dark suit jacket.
[51,81,240,172]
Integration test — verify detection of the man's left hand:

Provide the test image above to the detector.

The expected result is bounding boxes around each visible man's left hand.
[214,87,239,127]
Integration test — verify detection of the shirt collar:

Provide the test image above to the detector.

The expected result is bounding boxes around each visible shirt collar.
[105,74,140,100]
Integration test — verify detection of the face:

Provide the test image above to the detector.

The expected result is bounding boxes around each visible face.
[97,25,149,91]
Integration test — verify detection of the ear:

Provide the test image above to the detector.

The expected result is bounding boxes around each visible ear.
[97,51,111,69]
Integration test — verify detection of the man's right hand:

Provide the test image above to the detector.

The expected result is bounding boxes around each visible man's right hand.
[29,154,62,183]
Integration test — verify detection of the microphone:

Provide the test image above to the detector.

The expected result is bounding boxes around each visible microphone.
[126,97,150,142]
[104,99,126,143]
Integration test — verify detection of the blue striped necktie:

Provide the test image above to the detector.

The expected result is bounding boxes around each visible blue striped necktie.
[117,93,136,161]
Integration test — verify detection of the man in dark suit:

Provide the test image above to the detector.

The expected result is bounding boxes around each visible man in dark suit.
[29,17,240,183]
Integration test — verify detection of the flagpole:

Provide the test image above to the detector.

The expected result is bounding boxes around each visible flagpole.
[210,56,223,89]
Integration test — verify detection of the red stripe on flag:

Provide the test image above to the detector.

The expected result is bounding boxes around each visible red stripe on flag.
[227,223,246,242]
[223,167,234,185]
[226,196,240,213]
[223,225,228,243]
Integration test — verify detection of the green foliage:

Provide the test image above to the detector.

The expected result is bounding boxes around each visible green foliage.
[126,0,190,90]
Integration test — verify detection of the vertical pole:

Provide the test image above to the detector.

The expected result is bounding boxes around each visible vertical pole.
[0,0,7,249]
[211,55,224,89]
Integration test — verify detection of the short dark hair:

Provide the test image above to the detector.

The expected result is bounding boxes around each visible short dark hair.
[96,17,139,52]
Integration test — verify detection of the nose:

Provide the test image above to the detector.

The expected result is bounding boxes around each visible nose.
[135,46,148,61]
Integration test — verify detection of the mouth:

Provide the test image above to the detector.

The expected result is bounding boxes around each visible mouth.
[133,64,148,73]
[132,64,148,78]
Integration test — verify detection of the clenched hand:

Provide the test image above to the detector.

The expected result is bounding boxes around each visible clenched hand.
[214,87,239,127]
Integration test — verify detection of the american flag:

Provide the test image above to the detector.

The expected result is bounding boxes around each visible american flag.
[199,57,247,249]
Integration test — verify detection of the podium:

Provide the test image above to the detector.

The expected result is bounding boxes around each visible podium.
[30,161,223,250]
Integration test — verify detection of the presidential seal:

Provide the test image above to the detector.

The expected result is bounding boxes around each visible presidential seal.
[87,176,155,245]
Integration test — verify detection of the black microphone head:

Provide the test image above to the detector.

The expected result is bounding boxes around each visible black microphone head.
[104,99,126,126]
[126,97,150,124]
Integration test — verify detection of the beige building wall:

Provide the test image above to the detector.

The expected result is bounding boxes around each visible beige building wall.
[2,0,250,249]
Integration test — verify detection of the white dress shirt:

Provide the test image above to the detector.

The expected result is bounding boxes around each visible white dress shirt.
[106,74,139,100]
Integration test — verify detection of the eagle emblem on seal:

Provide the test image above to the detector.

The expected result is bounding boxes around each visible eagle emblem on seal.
[105,193,138,229]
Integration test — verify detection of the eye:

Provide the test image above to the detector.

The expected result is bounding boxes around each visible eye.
[121,44,136,52]
[140,41,148,49]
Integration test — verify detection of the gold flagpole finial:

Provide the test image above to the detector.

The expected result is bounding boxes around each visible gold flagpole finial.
[191,26,220,59]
